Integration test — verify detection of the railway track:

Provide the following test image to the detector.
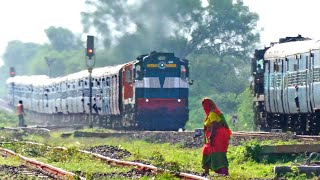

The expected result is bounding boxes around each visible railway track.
[0,141,209,180]
[0,147,84,179]
[0,96,319,141]
[1,128,320,179]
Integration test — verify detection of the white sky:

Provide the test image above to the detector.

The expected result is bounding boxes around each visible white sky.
[0,0,86,66]
[1,0,320,66]
[243,0,320,47]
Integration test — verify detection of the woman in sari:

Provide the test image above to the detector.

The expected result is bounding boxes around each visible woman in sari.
[201,98,232,176]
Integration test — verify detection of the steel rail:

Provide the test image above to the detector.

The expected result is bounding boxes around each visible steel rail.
[0,147,85,180]
[2,141,209,180]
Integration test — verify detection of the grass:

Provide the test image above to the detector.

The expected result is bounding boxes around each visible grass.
[0,122,318,179]
[0,155,21,166]
[0,110,17,127]
[13,133,317,179]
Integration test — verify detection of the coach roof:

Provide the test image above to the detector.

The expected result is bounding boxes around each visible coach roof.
[264,39,320,60]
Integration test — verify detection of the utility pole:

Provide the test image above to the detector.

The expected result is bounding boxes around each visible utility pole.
[88,67,93,128]
[12,83,15,107]
[86,35,95,128]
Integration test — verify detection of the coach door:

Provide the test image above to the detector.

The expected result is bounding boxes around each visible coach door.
[308,51,315,112]
[123,64,134,100]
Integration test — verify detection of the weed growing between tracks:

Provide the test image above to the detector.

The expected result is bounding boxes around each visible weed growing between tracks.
[0,155,21,166]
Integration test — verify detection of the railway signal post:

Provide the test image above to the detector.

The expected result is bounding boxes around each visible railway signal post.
[86,35,95,128]
[9,67,15,106]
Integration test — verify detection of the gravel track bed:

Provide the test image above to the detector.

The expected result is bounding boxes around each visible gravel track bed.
[85,145,132,159]
[84,168,154,179]
[119,131,308,148]
[0,164,55,179]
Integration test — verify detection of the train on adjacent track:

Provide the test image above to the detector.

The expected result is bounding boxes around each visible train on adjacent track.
[6,51,191,131]
[252,35,320,135]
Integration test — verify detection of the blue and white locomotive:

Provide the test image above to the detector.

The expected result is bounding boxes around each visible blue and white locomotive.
[6,51,191,131]
[252,35,320,135]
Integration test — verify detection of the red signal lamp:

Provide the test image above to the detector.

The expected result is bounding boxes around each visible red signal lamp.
[87,48,93,54]
[9,67,15,77]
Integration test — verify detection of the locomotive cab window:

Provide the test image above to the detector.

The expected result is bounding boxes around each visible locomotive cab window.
[181,65,186,79]
[256,59,264,73]
[135,64,143,80]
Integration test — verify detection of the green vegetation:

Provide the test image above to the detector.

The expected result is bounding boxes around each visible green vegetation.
[0,110,17,127]
[0,156,21,166]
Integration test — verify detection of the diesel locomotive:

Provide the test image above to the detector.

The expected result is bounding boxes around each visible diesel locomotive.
[6,51,191,131]
[252,35,320,135]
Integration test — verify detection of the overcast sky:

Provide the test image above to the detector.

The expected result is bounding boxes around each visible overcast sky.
[0,0,320,66]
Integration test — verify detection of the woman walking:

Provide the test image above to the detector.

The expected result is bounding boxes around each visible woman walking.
[201,98,232,176]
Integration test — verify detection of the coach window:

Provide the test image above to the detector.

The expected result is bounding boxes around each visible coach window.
[313,50,320,66]
[279,60,283,72]
[102,78,105,87]
[294,59,299,71]
[106,77,110,87]
[299,55,305,70]
[126,69,132,83]
[91,78,95,87]
[273,62,278,72]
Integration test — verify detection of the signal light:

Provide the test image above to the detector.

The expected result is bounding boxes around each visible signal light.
[86,35,94,59]
[9,67,15,77]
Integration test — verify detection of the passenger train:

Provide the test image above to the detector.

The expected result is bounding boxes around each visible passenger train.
[6,51,191,131]
[252,35,320,135]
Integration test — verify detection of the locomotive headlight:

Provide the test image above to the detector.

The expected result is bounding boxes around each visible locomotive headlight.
[178,99,181,102]
[146,99,149,102]
[158,61,166,69]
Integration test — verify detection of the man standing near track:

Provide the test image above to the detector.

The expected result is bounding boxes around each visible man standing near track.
[16,100,25,127]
